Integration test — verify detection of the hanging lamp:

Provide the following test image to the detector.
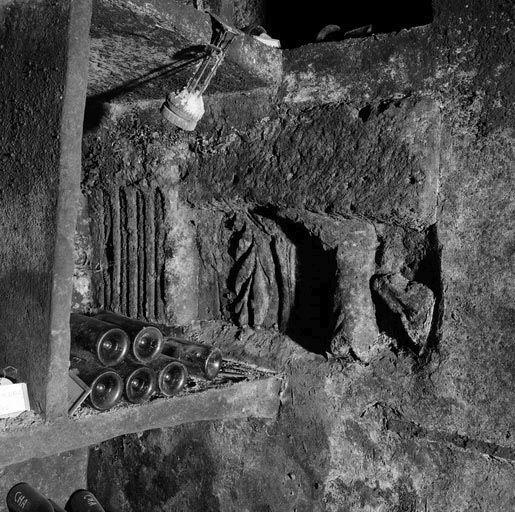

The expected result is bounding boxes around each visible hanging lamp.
[160,14,239,131]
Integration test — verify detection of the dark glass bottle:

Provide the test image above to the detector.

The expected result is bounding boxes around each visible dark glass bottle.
[163,337,222,380]
[49,500,67,512]
[117,363,157,404]
[69,351,124,411]
[65,490,105,512]
[6,483,54,512]
[94,312,164,364]
[151,358,188,397]
[70,313,129,366]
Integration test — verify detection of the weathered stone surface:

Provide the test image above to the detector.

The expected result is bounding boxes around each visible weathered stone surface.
[281,27,433,106]
[83,95,441,229]
[79,1,515,511]
[0,0,512,510]
[0,449,88,512]
[88,356,515,512]
[0,377,281,469]
[372,273,435,352]
[0,0,91,419]
[329,219,379,360]
[182,96,441,230]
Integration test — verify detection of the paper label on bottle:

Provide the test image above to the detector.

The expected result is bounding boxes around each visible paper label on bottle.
[0,382,30,418]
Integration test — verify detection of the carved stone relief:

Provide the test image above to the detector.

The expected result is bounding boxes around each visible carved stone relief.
[87,184,167,322]
[194,207,380,358]
[194,209,296,332]
[228,215,296,330]
[77,181,440,361]
[371,224,442,355]
[286,211,379,360]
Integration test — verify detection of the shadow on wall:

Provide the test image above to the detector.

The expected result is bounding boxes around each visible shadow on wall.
[273,217,337,355]
[83,46,207,131]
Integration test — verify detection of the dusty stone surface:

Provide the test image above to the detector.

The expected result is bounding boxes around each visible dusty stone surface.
[0,374,282,469]
[0,449,88,512]
[182,96,442,231]
[81,0,515,510]
[88,358,515,512]
[0,0,67,418]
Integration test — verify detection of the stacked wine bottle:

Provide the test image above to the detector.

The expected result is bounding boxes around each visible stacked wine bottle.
[69,312,223,412]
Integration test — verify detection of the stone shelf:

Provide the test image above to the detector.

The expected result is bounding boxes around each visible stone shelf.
[0,376,283,468]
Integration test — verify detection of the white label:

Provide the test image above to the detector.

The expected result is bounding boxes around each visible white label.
[0,383,30,418]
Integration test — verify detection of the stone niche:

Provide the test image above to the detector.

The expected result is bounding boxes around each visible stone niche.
[75,94,443,364]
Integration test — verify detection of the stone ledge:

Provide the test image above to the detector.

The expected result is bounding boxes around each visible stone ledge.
[0,376,283,468]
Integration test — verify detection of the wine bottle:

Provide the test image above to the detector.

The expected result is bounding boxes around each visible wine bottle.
[150,358,188,397]
[65,490,105,512]
[94,312,164,364]
[49,500,67,512]
[117,363,157,404]
[162,337,222,380]
[70,351,123,411]
[70,313,129,366]
[6,483,54,512]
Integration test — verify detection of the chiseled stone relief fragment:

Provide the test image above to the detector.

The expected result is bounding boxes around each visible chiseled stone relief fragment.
[227,212,296,331]
[371,273,435,353]
[194,207,380,358]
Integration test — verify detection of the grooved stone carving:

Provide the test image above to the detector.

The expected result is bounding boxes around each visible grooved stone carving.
[228,213,296,331]
[231,224,271,328]
[89,185,166,321]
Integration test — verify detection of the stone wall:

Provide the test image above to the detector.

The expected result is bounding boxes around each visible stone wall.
[82,0,513,510]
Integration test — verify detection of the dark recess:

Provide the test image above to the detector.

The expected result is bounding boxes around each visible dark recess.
[264,0,433,47]
[414,225,443,360]
[268,213,337,355]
